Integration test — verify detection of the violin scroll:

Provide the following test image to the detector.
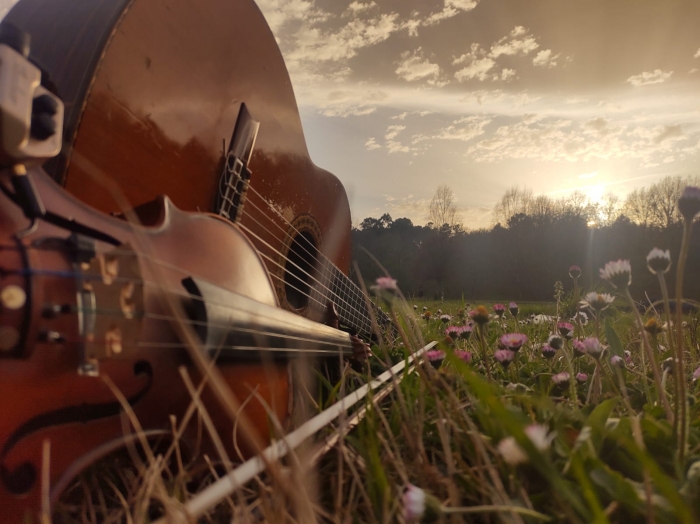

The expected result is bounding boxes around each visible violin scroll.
[0,28,63,169]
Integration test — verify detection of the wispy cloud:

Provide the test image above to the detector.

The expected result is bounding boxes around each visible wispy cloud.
[626,69,673,87]
[395,48,444,85]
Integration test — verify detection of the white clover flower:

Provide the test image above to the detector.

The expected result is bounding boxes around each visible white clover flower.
[580,292,615,312]
[497,437,528,465]
[402,484,426,521]
[498,424,555,466]
[525,424,555,451]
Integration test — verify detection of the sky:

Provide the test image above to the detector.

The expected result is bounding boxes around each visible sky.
[2,0,699,229]
[255,0,700,228]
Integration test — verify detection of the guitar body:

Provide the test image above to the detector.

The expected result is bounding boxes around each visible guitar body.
[3,0,353,318]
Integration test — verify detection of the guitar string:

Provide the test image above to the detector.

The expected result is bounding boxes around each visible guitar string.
[217,199,374,333]
[219,189,357,314]
[230,200,352,312]
[217,170,370,321]
[235,196,379,335]
[218,182,377,331]
[235,218,369,330]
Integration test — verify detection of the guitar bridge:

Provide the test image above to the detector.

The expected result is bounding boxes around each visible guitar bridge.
[216,103,259,224]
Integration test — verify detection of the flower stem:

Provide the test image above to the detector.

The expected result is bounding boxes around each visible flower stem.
[573,277,581,337]
[657,272,680,445]
[624,288,672,423]
[477,324,492,381]
[562,341,578,404]
[674,218,693,464]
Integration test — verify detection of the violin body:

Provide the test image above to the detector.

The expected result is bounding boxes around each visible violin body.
[3,0,353,320]
[0,167,300,522]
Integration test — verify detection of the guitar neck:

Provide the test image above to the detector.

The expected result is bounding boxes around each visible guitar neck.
[311,260,397,342]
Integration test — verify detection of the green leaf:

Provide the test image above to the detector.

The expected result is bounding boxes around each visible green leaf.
[580,398,618,455]
[604,318,624,357]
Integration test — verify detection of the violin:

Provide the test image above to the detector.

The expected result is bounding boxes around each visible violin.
[2,0,397,342]
[0,160,360,521]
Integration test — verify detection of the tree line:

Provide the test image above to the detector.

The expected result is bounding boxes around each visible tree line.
[352,176,700,302]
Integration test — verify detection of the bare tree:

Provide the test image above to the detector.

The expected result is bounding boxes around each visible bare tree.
[599,192,621,226]
[623,187,653,226]
[530,194,555,220]
[492,186,533,225]
[429,185,460,228]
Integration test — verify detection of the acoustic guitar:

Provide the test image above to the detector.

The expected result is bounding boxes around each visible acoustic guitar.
[2,0,395,341]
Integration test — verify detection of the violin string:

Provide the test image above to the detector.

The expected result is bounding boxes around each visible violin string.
[8,267,353,351]
[2,260,329,334]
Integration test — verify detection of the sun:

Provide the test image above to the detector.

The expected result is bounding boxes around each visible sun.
[582,183,606,204]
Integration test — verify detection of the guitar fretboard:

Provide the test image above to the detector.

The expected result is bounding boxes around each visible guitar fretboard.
[309,258,396,341]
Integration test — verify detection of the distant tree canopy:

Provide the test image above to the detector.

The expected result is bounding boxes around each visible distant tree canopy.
[352,176,700,302]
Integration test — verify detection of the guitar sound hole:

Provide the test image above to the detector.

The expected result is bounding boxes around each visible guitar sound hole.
[284,232,317,310]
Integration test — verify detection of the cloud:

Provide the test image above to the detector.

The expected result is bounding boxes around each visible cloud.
[385,125,406,140]
[626,69,673,87]
[455,57,496,81]
[695,48,700,58]
[413,115,492,143]
[653,124,683,144]
[395,48,443,84]
[425,0,478,25]
[453,27,554,83]
[392,110,432,120]
[382,125,416,154]
[584,117,610,135]
[489,26,539,58]
[500,68,516,81]
[365,137,381,150]
[347,1,377,13]
[459,89,540,107]
[532,49,560,68]
[287,12,400,64]
[256,0,326,34]
[465,116,694,166]
[316,89,388,117]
